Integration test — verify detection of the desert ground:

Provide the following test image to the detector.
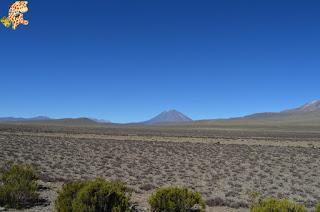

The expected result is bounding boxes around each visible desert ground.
[1,123,320,211]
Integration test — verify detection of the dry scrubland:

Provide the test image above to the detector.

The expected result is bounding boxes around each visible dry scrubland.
[0,123,320,211]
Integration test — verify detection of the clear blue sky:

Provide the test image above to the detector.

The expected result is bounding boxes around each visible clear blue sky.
[1,0,319,123]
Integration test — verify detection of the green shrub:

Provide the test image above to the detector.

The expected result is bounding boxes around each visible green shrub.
[250,197,306,212]
[55,181,86,212]
[148,186,205,212]
[55,178,130,212]
[315,203,320,212]
[0,162,39,209]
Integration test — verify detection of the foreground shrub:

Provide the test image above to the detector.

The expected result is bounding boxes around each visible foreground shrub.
[0,162,39,209]
[250,197,306,212]
[148,186,205,212]
[316,203,320,212]
[55,181,86,212]
[55,178,130,212]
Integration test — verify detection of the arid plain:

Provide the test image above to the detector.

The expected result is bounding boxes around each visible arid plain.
[1,123,320,211]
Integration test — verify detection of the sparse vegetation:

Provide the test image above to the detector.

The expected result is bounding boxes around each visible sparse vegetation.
[55,178,130,212]
[1,124,320,210]
[0,162,39,209]
[250,197,306,212]
[148,186,205,212]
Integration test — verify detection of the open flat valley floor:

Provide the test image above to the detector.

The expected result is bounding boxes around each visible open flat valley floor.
[1,124,320,211]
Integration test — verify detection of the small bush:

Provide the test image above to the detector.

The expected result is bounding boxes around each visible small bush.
[55,181,86,212]
[315,203,320,212]
[250,197,306,212]
[148,186,205,212]
[55,178,130,212]
[0,162,39,209]
[247,191,260,207]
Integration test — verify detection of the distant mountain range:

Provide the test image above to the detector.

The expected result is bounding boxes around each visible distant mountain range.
[0,116,110,126]
[24,118,110,126]
[197,100,320,126]
[0,116,51,122]
[142,110,193,124]
[0,110,192,126]
[242,100,320,119]
[0,100,319,126]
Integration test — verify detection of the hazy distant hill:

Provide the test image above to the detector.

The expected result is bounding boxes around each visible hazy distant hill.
[0,116,110,126]
[242,100,320,120]
[89,118,111,124]
[23,118,105,126]
[282,100,320,113]
[197,100,320,127]
[143,110,192,124]
[0,116,51,122]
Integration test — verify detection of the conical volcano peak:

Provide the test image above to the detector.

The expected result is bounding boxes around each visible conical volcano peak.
[143,110,192,124]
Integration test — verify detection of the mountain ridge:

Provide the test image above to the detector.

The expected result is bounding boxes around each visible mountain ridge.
[0,100,319,126]
[0,116,110,126]
[194,100,320,127]
[242,100,320,120]
[282,100,320,113]
[0,116,51,122]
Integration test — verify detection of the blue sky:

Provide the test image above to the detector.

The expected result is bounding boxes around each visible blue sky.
[1,0,319,123]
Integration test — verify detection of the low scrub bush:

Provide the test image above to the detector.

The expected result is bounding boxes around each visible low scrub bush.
[315,203,320,212]
[148,186,205,212]
[54,181,86,212]
[55,178,130,212]
[0,162,39,209]
[250,197,306,212]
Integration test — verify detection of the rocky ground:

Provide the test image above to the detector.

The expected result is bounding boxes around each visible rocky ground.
[0,124,320,211]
